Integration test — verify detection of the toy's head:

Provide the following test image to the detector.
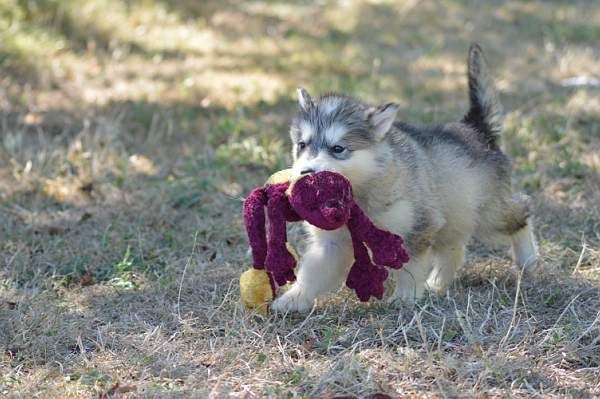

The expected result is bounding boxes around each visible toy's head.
[289,171,353,230]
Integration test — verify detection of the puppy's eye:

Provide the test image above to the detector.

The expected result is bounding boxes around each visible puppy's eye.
[331,145,345,154]
[298,141,306,150]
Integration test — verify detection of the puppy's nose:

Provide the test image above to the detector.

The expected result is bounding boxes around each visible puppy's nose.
[300,168,315,175]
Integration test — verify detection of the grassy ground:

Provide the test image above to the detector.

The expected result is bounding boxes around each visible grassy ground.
[1,0,599,397]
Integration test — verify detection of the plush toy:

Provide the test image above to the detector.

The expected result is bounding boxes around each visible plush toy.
[240,169,409,313]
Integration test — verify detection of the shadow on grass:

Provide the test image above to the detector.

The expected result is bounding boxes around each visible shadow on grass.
[0,91,298,291]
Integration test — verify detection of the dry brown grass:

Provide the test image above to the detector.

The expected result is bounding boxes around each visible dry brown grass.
[1,0,599,397]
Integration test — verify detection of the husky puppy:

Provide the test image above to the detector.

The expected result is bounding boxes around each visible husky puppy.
[272,44,538,313]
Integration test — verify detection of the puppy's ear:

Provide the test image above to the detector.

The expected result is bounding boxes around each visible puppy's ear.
[297,87,313,112]
[368,103,399,140]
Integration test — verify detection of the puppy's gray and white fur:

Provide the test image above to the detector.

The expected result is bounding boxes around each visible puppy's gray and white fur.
[272,44,538,313]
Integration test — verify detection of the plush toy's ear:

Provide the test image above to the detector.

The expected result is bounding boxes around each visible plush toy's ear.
[297,87,313,112]
[367,103,399,141]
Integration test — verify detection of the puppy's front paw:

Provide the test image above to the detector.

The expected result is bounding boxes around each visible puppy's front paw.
[271,285,314,314]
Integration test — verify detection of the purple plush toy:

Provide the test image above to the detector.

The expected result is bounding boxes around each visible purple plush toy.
[242,170,409,308]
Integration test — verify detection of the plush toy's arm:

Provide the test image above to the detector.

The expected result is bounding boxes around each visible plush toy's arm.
[348,203,409,269]
[265,188,297,286]
[243,187,269,268]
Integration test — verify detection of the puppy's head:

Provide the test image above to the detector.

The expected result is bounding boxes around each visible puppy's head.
[290,88,398,188]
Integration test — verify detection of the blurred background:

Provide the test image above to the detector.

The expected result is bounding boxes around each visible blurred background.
[0,0,599,396]
[1,1,598,202]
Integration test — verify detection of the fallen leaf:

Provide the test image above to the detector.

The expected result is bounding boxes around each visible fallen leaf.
[5,348,19,360]
[98,382,137,398]
[366,394,393,399]
[79,212,93,222]
[302,338,315,352]
[23,112,42,125]
[47,226,66,236]
[80,271,94,287]
[128,154,157,175]
[200,355,215,367]
[79,182,94,194]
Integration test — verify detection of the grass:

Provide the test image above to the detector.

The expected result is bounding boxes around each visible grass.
[1,0,599,397]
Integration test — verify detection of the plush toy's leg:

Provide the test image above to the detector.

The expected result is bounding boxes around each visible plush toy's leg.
[243,187,268,268]
[388,247,433,305]
[348,204,409,269]
[272,227,353,313]
[345,222,389,301]
[265,191,298,286]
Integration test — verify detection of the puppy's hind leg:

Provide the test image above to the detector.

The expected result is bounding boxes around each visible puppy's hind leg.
[510,217,538,271]
[479,193,538,271]
[495,193,537,271]
[388,248,433,305]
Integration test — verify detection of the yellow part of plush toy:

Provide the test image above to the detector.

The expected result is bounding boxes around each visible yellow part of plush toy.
[265,168,293,185]
[239,243,299,314]
[239,268,272,315]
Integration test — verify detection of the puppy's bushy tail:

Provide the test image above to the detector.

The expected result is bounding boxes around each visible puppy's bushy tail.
[462,43,503,148]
